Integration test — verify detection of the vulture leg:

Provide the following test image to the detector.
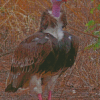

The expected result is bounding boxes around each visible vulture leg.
[48,91,52,100]
[38,94,42,100]
[47,75,59,100]
[30,75,42,100]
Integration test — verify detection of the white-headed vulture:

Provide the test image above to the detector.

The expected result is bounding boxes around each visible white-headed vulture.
[5,0,79,100]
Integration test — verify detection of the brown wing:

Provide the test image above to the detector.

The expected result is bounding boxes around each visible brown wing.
[5,32,53,92]
[64,31,79,67]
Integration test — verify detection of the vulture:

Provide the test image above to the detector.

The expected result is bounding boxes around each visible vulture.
[5,0,79,100]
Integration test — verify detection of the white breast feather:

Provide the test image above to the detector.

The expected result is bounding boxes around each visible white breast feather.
[43,11,64,41]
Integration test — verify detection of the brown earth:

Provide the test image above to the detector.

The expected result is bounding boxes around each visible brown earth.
[0,0,100,100]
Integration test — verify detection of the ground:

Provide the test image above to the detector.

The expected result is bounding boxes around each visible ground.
[0,54,100,100]
[0,0,100,99]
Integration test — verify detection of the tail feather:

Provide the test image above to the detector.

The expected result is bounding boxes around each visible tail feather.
[5,84,18,92]
[5,71,31,92]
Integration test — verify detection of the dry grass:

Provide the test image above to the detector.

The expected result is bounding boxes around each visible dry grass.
[0,0,100,100]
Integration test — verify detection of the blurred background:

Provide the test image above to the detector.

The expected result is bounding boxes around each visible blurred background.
[0,0,100,99]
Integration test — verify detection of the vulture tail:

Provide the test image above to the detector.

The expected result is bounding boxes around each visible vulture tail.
[5,84,18,92]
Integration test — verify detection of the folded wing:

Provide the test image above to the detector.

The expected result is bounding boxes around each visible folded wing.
[5,32,53,92]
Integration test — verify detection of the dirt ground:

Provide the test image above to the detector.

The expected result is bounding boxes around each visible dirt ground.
[0,54,100,100]
[0,0,100,100]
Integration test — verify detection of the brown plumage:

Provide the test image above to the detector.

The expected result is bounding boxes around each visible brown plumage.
[5,31,79,92]
[39,9,67,32]
[5,2,79,100]
[5,32,52,91]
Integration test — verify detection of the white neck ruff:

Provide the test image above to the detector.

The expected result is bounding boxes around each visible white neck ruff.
[43,11,64,41]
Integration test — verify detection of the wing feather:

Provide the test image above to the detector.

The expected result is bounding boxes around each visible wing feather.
[12,32,52,69]
[5,32,53,91]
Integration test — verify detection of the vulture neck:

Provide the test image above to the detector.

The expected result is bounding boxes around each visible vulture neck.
[52,3,61,17]
[43,11,64,41]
